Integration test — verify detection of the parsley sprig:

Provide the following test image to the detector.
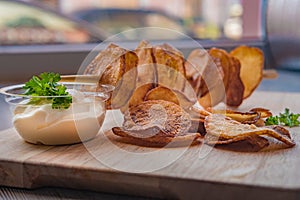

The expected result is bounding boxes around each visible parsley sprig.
[265,108,300,127]
[23,72,72,109]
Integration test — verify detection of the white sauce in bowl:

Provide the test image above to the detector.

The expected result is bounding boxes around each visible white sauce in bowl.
[13,91,105,145]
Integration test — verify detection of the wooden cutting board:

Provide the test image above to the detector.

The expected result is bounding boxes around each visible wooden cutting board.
[1,91,300,200]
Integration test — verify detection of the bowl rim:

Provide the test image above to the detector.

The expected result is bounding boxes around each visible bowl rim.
[0,83,115,98]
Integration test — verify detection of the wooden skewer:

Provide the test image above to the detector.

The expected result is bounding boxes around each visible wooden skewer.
[60,75,99,83]
[262,69,278,79]
[61,69,278,83]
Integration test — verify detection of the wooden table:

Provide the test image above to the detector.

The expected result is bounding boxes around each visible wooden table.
[0,90,300,200]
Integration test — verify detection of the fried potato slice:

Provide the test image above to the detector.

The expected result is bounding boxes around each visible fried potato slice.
[185,49,208,82]
[84,43,138,109]
[189,118,206,135]
[189,107,211,120]
[205,134,269,152]
[198,78,225,108]
[144,85,196,109]
[135,40,157,87]
[199,56,224,97]
[84,43,135,86]
[185,49,224,98]
[209,48,244,107]
[209,48,231,91]
[198,49,232,108]
[123,100,191,137]
[205,114,295,147]
[123,41,157,110]
[153,43,186,92]
[185,49,208,96]
[230,46,264,99]
[250,107,272,118]
[112,127,201,147]
[205,125,293,151]
[172,89,197,109]
[112,100,201,147]
[208,109,260,124]
[110,51,138,109]
[225,56,244,106]
[128,83,153,108]
[144,86,179,105]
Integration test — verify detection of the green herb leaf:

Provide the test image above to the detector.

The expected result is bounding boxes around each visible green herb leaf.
[23,72,72,109]
[265,108,300,127]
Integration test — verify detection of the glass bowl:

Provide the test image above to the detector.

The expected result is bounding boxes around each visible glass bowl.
[0,83,114,145]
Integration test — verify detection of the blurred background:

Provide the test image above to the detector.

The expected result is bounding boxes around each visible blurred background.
[0,0,267,82]
[0,0,254,43]
[0,0,299,86]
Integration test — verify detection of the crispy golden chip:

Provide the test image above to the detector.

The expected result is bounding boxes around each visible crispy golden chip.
[185,49,208,82]
[209,48,231,91]
[144,86,196,109]
[188,106,212,124]
[185,49,208,96]
[206,125,292,151]
[272,125,292,139]
[185,49,224,98]
[209,48,244,107]
[125,41,157,109]
[172,89,197,109]
[198,79,225,108]
[189,118,206,135]
[208,109,260,124]
[225,56,244,106]
[153,44,186,92]
[198,49,232,108]
[250,107,272,118]
[199,56,224,97]
[112,127,201,147]
[110,51,138,109]
[112,100,201,147]
[254,119,265,127]
[144,86,179,105]
[205,114,295,147]
[128,83,153,108]
[230,46,264,99]
[84,43,136,86]
[135,40,157,87]
[135,40,156,74]
[159,43,184,58]
[205,134,269,152]
[84,43,138,109]
[123,100,191,137]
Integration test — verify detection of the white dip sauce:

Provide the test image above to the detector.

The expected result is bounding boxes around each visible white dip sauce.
[13,90,105,145]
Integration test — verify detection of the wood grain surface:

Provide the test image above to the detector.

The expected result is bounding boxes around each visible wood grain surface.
[0,91,300,200]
